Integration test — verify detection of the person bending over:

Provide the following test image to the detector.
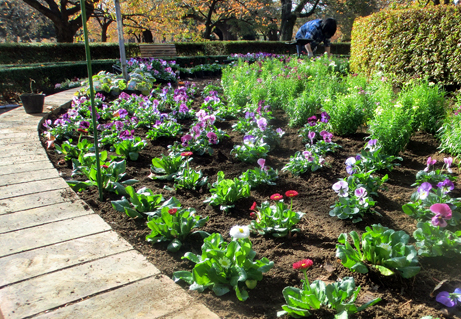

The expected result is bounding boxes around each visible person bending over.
[294,18,337,58]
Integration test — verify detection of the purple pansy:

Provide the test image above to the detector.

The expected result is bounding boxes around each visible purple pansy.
[430,203,452,227]
[444,157,453,173]
[417,182,432,200]
[257,118,267,131]
[320,112,330,123]
[437,179,455,194]
[207,132,218,144]
[257,158,267,171]
[345,157,356,175]
[424,157,436,172]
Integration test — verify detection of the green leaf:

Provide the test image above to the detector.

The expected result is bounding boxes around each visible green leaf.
[212,284,230,296]
[235,285,249,301]
[374,265,394,276]
[167,238,182,252]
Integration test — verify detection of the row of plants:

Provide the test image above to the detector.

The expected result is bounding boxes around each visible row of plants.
[41,53,461,317]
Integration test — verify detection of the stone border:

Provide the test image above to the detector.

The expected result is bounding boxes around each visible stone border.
[0,91,219,319]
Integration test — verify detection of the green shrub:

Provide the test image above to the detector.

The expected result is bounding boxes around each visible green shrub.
[351,6,461,87]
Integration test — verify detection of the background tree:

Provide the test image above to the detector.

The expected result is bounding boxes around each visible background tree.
[0,0,54,42]
[20,0,99,42]
[279,0,323,41]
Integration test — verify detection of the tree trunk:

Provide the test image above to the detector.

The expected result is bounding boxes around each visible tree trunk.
[101,24,109,42]
[279,0,295,41]
[55,24,76,43]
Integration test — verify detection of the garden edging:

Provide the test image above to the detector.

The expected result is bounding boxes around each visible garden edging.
[0,89,219,319]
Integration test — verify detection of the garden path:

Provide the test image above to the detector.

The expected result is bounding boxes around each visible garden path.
[0,89,219,319]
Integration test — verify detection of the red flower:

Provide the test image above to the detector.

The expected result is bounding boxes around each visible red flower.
[250,202,257,211]
[101,164,109,169]
[168,208,178,215]
[181,151,193,157]
[270,193,283,201]
[285,190,299,198]
[77,128,88,134]
[250,212,256,219]
[293,259,313,270]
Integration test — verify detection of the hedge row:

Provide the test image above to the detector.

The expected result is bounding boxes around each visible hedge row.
[350,5,461,86]
[0,43,140,65]
[0,60,116,94]
[1,41,351,65]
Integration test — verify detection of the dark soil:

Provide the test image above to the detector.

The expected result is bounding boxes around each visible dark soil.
[40,76,461,319]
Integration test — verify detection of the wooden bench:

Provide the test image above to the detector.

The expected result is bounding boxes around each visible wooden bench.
[139,44,177,58]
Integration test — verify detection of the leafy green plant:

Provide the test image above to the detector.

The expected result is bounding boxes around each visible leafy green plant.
[55,138,94,161]
[150,152,184,180]
[250,191,304,238]
[67,159,137,194]
[146,204,209,252]
[111,185,164,218]
[278,259,381,318]
[369,100,414,156]
[336,224,420,278]
[204,171,251,212]
[322,92,365,136]
[173,152,208,190]
[172,229,274,301]
[113,137,147,161]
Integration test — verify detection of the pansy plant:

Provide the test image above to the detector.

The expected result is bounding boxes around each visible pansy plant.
[329,179,376,223]
[239,158,278,189]
[282,150,325,176]
[173,228,274,301]
[413,156,457,187]
[230,135,270,164]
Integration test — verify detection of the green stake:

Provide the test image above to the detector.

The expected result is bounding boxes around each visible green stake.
[79,0,103,201]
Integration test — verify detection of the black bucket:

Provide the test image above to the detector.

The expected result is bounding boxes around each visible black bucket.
[20,94,46,114]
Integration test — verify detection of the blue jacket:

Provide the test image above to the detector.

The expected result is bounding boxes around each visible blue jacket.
[295,19,331,48]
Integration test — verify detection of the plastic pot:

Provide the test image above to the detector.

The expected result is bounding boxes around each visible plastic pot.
[20,93,46,114]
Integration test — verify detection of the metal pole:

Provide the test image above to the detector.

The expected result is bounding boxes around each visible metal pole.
[79,0,104,201]
[114,0,128,80]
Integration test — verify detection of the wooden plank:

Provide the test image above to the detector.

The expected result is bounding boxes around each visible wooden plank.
[0,178,68,200]
[0,214,111,257]
[0,200,91,234]
[0,148,47,159]
[0,251,160,319]
[0,169,58,187]
[33,276,218,319]
[0,154,50,166]
[0,231,133,287]
[0,160,54,176]
[0,189,78,214]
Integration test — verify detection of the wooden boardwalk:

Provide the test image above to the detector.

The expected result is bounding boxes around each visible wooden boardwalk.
[0,90,219,319]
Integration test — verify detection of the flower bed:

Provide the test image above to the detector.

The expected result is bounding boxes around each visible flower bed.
[40,56,461,319]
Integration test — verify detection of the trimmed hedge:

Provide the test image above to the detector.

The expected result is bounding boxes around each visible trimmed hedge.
[175,41,350,56]
[1,41,350,65]
[350,6,461,86]
[0,43,140,65]
[0,60,117,94]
